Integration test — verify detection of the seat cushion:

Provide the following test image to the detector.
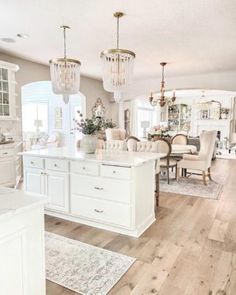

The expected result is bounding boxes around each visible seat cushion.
[160,158,177,167]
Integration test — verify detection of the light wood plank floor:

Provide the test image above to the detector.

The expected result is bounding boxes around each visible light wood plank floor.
[46,159,236,295]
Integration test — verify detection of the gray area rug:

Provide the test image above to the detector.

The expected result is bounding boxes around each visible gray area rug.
[160,177,222,199]
[45,232,135,295]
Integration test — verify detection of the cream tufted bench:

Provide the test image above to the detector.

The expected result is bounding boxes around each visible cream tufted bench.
[105,140,127,151]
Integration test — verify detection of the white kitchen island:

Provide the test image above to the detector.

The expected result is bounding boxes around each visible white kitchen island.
[22,148,162,237]
[0,186,45,295]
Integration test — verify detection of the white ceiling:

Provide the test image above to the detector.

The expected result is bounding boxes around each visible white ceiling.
[1,0,236,80]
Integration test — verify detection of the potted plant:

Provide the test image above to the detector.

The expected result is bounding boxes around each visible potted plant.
[74,112,102,153]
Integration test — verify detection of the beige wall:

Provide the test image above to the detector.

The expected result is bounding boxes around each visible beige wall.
[0,51,113,138]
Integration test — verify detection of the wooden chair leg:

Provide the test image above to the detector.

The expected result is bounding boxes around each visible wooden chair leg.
[202,171,207,185]
[208,167,212,181]
[155,173,160,207]
[167,166,170,184]
[175,165,177,180]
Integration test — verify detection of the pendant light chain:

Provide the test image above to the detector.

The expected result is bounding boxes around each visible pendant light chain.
[63,26,67,59]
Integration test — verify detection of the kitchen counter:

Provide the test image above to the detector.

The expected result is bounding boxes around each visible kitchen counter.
[0,186,45,220]
[22,147,161,237]
[0,141,22,149]
[21,147,164,167]
[0,186,45,294]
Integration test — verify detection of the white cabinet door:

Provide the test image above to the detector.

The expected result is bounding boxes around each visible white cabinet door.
[0,206,45,295]
[45,170,69,213]
[0,158,14,186]
[24,168,44,195]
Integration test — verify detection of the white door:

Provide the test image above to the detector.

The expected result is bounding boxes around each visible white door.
[24,168,44,195]
[0,158,14,186]
[45,170,69,213]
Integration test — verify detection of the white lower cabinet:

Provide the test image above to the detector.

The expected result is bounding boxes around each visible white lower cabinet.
[24,158,69,213]
[23,155,156,237]
[45,170,69,213]
[0,202,45,295]
[0,158,14,186]
[71,195,131,227]
[24,167,44,195]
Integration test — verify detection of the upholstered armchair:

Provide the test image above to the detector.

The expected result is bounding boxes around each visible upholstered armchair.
[177,130,217,185]
[105,128,126,141]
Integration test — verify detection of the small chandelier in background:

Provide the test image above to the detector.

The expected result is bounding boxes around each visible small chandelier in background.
[149,62,176,107]
[100,12,136,103]
[49,25,81,104]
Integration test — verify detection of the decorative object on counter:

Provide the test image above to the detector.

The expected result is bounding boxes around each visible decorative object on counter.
[49,25,81,104]
[148,62,176,107]
[148,125,169,140]
[92,97,105,118]
[74,111,102,153]
[100,12,135,102]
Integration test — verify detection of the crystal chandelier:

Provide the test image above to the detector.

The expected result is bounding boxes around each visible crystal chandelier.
[49,25,81,104]
[149,62,176,107]
[100,12,136,103]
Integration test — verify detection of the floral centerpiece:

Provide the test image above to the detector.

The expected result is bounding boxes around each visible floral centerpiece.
[73,111,116,153]
[148,125,169,140]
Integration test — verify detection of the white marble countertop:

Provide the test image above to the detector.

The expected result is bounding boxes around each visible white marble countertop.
[0,141,22,149]
[21,147,165,167]
[0,186,45,220]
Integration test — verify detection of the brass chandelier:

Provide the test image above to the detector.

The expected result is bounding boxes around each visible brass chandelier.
[49,25,81,104]
[100,12,136,103]
[149,62,176,107]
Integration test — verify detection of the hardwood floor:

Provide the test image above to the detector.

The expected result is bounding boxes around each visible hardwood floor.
[46,159,236,295]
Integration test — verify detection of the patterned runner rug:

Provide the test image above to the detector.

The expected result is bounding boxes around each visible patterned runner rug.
[45,232,135,295]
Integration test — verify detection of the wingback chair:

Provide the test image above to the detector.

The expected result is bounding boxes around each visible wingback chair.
[171,134,188,145]
[105,128,126,141]
[177,130,217,185]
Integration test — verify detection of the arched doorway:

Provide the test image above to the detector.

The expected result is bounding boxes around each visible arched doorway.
[21,81,86,150]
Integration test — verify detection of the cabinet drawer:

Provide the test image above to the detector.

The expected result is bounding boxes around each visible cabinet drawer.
[71,174,131,203]
[45,158,69,172]
[70,161,99,176]
[0,149,13,158]
[71,195,131,228]
[101,165,131,180]
[24,156,44,169]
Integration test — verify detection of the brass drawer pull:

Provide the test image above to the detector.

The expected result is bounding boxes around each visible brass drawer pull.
[82,167,86,170]
[54,164,58,167]
[94,209,104,213]
[112,170,116,174]
[3,152,8,155]
[30,161,34,165]
[94,186,104,191]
